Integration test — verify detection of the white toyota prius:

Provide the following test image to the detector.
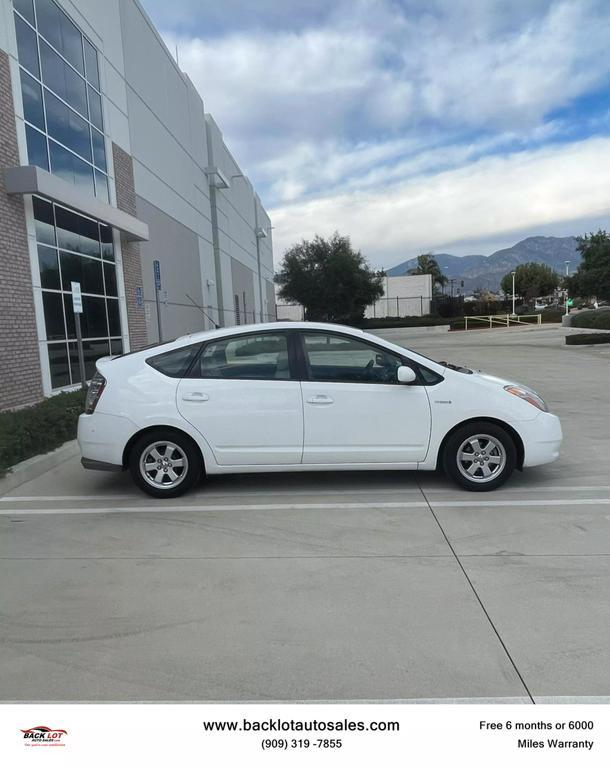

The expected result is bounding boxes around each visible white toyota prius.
[78,322,562,497]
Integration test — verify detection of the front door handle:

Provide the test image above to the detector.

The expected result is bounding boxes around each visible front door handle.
[306,394,334,405]
[182,392,209,402]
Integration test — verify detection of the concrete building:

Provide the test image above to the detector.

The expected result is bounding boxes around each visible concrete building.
[276,274,433,322]
[366,274,432,319]
[0,0,275,410]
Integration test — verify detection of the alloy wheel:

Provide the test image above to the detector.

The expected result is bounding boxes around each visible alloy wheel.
[456,433,507,484]
[139,441,189,489]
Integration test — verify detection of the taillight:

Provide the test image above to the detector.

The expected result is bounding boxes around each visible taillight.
[85,371,106,414]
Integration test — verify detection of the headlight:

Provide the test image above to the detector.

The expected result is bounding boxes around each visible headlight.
[504,385,548,412]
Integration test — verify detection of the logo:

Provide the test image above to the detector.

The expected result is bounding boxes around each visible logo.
[21,726,68,747]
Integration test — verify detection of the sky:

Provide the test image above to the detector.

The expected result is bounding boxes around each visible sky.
[140,0,610,270]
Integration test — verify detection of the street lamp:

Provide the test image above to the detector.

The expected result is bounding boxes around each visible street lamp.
[564,260,570,316]
[511,271,516,317]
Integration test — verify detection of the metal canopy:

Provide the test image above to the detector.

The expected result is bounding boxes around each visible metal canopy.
[4,165,149,242]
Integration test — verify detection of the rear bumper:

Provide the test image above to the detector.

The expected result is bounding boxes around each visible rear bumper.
[78,412,136,467]
[520,411,563,467]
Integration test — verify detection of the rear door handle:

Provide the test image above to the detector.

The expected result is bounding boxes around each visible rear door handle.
[306,394,334,405]
[182,392,209,402]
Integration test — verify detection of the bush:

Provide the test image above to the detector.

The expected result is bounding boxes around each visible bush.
[357,316,451,329]
[566,332,610,345]
[0,389,86,477]
[569,308,610,330]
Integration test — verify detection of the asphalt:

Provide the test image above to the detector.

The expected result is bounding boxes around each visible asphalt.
[1,324,609,702]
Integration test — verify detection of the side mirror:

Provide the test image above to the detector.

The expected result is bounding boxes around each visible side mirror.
[397,365,417,384]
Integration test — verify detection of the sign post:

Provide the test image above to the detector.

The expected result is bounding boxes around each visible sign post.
[153,260,163,342]
[71,281,87,390]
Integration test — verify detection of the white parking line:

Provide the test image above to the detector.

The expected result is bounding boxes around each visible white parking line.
[3,485,610,504]
[2,498,610,515]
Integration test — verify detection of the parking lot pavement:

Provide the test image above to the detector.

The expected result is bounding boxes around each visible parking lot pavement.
[1,324,609,702]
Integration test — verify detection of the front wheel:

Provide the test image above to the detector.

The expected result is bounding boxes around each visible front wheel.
[129,429,202,498]
[443,422,516,492]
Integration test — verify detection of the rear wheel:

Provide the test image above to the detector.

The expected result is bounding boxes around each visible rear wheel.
[443,422,516,491]
[129,429,202,498]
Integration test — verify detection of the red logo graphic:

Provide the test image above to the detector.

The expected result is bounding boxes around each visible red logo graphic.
[21,726,68,747]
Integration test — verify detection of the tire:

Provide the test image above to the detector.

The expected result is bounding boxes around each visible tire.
[442,421,516,492]
[128,429,203,498]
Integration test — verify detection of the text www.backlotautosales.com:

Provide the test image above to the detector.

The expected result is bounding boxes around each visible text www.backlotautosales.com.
[202,718,400,751]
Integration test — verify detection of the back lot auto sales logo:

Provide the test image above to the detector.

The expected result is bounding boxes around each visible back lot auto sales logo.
[21,725,68,747]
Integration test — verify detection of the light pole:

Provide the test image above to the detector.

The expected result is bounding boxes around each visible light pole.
[564,260,570,316]
[511,271,516,316]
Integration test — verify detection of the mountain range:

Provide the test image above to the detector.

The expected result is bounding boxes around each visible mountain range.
[386,236,580,293]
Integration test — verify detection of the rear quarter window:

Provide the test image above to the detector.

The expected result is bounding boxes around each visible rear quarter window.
[146,343,202,378]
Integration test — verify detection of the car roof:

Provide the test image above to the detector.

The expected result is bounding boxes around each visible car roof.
[175,321,367,344]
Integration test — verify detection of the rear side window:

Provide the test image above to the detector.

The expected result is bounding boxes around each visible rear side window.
[189,333,290,380]
[146,343,201,378]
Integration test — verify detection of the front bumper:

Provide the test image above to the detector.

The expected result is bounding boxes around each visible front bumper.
[520,410,563,467]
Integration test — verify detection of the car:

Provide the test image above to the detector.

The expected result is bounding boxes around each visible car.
[78,321,562,497]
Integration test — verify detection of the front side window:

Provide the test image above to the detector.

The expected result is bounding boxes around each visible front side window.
[13,0,109,202]
[33,197,122,388]
[193,333,291,380]
[303,333,403,384]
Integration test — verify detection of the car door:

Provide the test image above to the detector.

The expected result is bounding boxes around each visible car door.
[176,331,303,466]
[299,331,432,464]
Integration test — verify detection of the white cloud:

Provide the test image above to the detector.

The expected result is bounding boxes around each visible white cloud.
[269,137,610,267]
[150,0,610,265]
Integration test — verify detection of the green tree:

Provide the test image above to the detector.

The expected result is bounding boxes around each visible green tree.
[500,262,559,306]
[274,233,384,323]
[408,253,448,293]
[568,230,610,300]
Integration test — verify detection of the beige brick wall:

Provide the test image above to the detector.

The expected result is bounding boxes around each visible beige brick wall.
[112,142,148,351]
[0,50,44,410]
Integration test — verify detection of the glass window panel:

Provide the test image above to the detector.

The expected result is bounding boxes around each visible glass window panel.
[42,290,66,340]
[25,124,49,170]
[103,261,117,296]
[60,251,104,295]
[91,128,106,171]
[49,140,95,196]
[80,295,107,338]
[99,224,114,260]
[196,334,290,380]
[59,11,84,74]
[33,197,55,245]
[14,14,39,77]
[48,342,70,387]
[20,70,45,129]
[14,0,35,25]
[44,90,91,161]
[55,206,100,256]
[94,169,109,203]
[35,0,84,74]
[83,38,99,89]
[38,245,60,289]
[63,293,75,338]
[106,297,121,336]
[39,40,87,117]
[110,338,123,356]
[69,339,109,383]
[303,333,403,383]
[87,85,102,129]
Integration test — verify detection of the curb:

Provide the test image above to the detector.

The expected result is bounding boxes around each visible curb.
[0,440,79,497]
